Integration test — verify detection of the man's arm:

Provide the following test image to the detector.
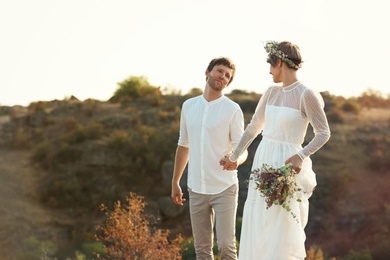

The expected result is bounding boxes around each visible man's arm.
[171,145,189,206]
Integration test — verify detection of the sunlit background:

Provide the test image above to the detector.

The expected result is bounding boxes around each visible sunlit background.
[1,0,389,106]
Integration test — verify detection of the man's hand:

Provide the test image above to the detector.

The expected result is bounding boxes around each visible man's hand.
[219,155,238,170]
[171,183,186,206]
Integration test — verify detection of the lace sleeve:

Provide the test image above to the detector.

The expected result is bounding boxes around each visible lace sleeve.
[229,87,272,162]
[298,89,331,160]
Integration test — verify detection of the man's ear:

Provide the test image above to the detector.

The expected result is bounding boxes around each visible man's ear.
[205,69,210,81]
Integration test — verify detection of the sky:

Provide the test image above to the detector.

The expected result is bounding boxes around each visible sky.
[1,0,389,106]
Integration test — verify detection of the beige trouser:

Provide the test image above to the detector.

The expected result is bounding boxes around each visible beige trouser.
[188,183,238,260]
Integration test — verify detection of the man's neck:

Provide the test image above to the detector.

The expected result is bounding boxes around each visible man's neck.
[203,86,223,102]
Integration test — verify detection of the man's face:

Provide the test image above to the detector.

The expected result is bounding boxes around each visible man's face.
[206,64,233,91]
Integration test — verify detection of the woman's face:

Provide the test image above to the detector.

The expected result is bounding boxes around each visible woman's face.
[269,63,282,83]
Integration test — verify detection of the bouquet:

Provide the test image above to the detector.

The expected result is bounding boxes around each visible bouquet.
[250,163,303,222]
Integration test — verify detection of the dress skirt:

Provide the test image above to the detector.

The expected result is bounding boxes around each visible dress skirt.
[238,137,317,260]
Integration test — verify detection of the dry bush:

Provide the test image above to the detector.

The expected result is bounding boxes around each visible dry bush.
[62,121,103,144]
[306,245,325,260]
[28,101,48,113]
[95,192,183,259]
[326,107,344,123]
[341,99,360,113]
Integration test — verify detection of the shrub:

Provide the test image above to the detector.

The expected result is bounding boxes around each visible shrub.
[341,99,360,113]
[63,122,103,144]
[109,76,163,105]
[340,248,372,260]
[326,107,344,123]
[184,88,203,98]
[31,142,49,163]
[28,101,47,113]
[95,192,183,259]
[108,130,131,150]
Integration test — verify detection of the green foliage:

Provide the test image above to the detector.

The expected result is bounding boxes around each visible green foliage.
[235,216,243,241]
[339,248,372,260]
[15,236,57,259]
[31,142,49,162]
[181,237,197,259]
[81,242,104,259]
[56,143,82,164]
[62,122,103,144]
[108,130,130,150]
[109,75,163,105]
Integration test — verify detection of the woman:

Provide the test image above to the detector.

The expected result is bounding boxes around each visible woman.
[220,41,331,259]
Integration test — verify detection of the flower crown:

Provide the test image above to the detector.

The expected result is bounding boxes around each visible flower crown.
[264,41,301,70]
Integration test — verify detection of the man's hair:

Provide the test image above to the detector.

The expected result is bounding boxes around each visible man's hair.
[266,41,302,70]
[206,57,236,85]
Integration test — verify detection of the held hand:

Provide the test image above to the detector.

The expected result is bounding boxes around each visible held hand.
[219,155,238,170]
[171,184,186,206]
[285,154,303,174]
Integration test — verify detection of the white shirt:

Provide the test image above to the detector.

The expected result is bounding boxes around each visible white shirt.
[178,95,244,194]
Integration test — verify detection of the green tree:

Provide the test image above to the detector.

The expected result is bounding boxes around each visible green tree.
[109,75,162,104]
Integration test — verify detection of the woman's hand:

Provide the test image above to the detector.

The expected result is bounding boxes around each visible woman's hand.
[219,155,238,170]
[285,154,303,174]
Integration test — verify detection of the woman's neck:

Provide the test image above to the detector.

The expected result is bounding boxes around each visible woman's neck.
[282,72,299,88]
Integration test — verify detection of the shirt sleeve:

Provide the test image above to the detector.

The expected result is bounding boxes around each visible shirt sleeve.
[297,89,331,160]
[229,106,245,150]
[229,87,272,162]
[178,102,189,148]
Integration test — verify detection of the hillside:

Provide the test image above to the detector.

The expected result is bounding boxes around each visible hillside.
[0,95,389,259]
[306,108,390,258]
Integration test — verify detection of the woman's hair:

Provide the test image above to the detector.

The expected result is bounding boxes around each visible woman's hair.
[266,41,302,70]
[206,57,236,85]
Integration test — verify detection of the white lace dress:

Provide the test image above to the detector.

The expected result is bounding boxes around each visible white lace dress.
[230,81,331,260]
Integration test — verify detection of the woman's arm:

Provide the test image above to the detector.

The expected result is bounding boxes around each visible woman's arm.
[297,89,331,160]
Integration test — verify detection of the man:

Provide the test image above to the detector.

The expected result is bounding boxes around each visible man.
[171,57,247,259]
